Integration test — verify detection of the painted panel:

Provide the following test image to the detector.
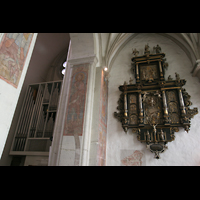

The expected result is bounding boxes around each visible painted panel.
[140,64,159,81]
[63,64,89,136]
[62,63,89,165]
[0,33,33,88]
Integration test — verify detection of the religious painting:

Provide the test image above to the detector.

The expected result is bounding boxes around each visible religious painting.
[0,33,34,88]
[97,69,108,166]
[130,114,138,124]
[168,102,178,113]
[63,64,89,136]
[129,94,137,104]
[143,94,163,125]
[130,104,137,113]
[166,90,177,102]
[166,90,180,124]
[121,150,145,166]
[169,113,180,124]
[140,64,158,82]
[128,94,138,125]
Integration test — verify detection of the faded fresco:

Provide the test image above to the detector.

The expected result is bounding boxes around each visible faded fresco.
[121,150,145,166]
[0,33,33,88]
[97,69,108,166]
[63,64,89,165]
[63,64,89,136]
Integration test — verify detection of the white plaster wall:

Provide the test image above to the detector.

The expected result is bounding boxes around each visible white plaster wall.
[0,33,38,158]
[107,33,200,166]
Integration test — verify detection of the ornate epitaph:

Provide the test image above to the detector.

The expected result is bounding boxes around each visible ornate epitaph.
[114,44,198,159]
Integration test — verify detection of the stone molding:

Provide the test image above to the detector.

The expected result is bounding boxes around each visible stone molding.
[68,54,98,66]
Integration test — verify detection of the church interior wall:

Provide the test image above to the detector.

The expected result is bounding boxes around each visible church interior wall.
[107,33,200,166]
[0,33,69,166]
[0,33,38,160]
[1,33,200,166]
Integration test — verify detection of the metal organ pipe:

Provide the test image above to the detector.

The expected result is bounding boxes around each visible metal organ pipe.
[11,81,62,154]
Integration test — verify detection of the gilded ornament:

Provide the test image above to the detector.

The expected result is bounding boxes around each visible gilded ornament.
[114,45,198,159]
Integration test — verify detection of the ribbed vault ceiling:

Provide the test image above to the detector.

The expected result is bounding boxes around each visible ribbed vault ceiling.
[94,33,200,73]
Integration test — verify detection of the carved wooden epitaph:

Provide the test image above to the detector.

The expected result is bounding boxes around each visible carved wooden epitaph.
[114,45,198,159]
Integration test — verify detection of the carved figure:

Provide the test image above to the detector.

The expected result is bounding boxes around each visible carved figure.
[130,94,136,104]
[153,44,161,54]
[146,130,151,142]
[175,72,180,81]
[132,48,139,57]
[159,129,165,141]
[154,90,161,98]
[129,77,133,84]
[163,62,168,70]
[168,75,173,80]
[142,91,149,102]
[144,44,150,54]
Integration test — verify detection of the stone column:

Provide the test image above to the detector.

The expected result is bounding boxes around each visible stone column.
[89,67,108,166]
[48,54,98,166]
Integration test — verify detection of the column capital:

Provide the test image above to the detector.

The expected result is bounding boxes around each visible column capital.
[68,54,98,66]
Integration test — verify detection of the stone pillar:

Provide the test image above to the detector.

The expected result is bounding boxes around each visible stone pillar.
[48,54,97,166]
[89,67,108,166]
